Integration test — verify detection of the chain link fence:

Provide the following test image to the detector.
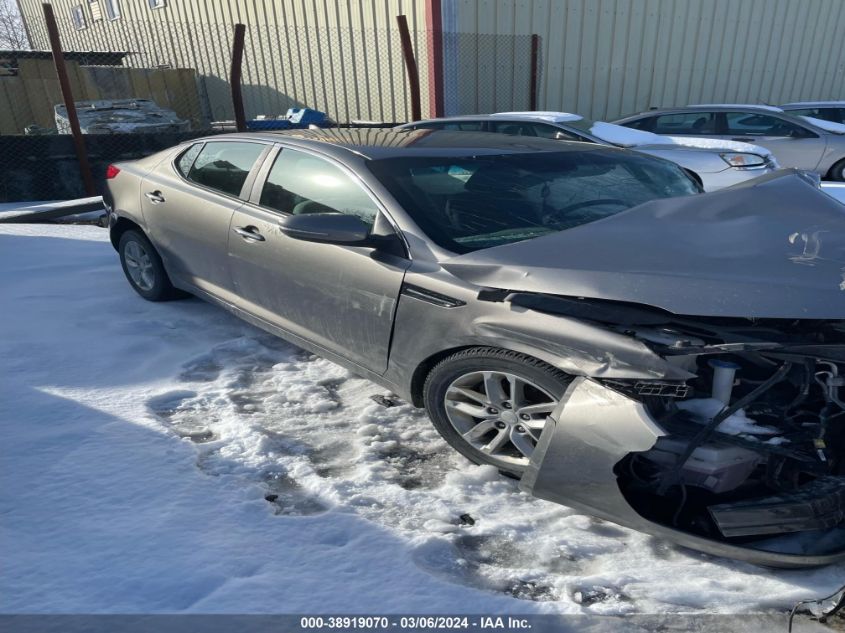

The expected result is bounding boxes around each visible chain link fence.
[1,16,538,202]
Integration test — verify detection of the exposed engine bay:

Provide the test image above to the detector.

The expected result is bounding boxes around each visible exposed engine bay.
[513,294,845,567]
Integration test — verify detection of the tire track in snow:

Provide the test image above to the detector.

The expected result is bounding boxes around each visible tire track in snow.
[145,333,843,615]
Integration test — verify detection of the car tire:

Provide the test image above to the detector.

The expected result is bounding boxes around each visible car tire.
[423,347,572,476]
[828,159,845,182]
[118,229,181,301]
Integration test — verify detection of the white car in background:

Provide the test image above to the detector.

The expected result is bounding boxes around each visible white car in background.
[396,111,778,191]
[614,104,845,181]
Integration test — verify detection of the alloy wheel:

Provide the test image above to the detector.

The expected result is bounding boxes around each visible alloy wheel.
[123,240,156,291]
[443,370,560,469]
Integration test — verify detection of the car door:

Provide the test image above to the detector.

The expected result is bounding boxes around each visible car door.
[718,111,827,172]
[140,139,269,300]
[227,145,411,374]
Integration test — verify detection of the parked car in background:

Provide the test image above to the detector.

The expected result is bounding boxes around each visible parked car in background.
[780,101,845,124]
[614,104,845,180]
[105,129,845,567]
[396,112,776,191]
[55,99,190,135]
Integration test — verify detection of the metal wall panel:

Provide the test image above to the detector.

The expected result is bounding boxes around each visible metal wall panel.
[17,0,430,123]
[447,0,845,121]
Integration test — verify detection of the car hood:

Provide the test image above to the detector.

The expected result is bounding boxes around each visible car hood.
[442,173,845,319]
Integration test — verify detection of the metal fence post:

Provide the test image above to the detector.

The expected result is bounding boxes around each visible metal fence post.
[396,15,422,122]
[230,23,247,132]
[529,34,540,111]
[42,2,95,197]
[425,0,444,118]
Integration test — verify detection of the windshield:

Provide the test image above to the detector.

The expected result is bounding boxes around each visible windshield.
[368,151,699,253]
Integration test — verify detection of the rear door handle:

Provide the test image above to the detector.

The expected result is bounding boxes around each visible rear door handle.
[234,226,265,242]
[144,190,165,204]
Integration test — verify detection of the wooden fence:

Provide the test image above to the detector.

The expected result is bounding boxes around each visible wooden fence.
[0,58,204,134]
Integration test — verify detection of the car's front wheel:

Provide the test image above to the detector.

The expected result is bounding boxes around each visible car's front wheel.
[829,158,845,182]
[118,230,180,302]
[423,348,571,476]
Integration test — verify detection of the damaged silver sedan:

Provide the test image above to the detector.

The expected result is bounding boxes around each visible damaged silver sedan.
[106,129,845,567]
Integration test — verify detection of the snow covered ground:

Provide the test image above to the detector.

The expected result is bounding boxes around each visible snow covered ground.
[1,224,843,619]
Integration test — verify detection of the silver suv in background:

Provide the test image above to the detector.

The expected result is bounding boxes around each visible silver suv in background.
[780,101,845,124]
[395,111,777,191]
[614,104,845,181]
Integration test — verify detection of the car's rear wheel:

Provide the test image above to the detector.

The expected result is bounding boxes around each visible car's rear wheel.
[423,348,571,476]
[829,159,845,182]
[118,230,180,301]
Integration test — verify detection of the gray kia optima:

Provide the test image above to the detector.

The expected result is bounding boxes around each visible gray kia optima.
[105,129,845,567]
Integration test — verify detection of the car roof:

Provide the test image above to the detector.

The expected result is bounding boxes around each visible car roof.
[781,101,845,109]
[631,104,786,116]
[195,128,606,160]
[398,112,586,125]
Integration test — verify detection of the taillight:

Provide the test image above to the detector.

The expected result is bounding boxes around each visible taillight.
[105,164,121,179]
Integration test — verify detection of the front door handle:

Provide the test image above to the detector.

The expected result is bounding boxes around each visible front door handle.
[144,190,165,204]
[234,226,265,242]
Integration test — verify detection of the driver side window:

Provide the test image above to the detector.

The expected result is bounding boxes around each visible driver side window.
[259,149,379,227]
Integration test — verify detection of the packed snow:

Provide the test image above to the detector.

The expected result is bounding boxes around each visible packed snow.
[588,121,772,158]
[800,116,845,134]
[822,183,845,204]
[687,104,785,112]
[2,224,844,618]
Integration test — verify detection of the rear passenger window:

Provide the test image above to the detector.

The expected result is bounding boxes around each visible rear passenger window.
[259,148,379,227]
[415,121,485,131]
[652,112,716,134]
[187,141,265,197]
[724,112,804,137]
[175,143,202,177]
[490,121,580,140]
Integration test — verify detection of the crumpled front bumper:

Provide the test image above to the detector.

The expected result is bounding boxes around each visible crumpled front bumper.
[519,377,845,568]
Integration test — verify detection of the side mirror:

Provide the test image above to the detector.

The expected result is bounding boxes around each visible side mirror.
[278,212,371,245]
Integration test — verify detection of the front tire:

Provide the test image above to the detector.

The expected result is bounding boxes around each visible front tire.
[423,348,571,476]
[118,230,180,301]
[829,159,845,182]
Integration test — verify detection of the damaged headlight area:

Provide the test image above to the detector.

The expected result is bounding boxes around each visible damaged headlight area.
[518,300,845,566]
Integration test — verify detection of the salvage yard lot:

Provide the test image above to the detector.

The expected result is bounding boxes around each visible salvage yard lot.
[1,223,843,616]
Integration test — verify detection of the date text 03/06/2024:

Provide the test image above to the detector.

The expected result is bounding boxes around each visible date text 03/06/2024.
[299,616,533,630]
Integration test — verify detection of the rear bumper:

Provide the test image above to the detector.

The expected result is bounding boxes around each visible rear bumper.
[520,377,845,568]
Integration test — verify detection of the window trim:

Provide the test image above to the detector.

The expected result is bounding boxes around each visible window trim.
[70,5,87,30]
[104,0,121,21]
[246,143,411,260]
[171,139,271,202]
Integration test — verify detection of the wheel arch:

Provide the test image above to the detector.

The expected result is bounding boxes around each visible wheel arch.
[408,343,570,407]
[110,216,145,251]
[825,156,845,181]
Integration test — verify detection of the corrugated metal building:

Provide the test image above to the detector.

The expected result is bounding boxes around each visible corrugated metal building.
[15,0,845,123]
